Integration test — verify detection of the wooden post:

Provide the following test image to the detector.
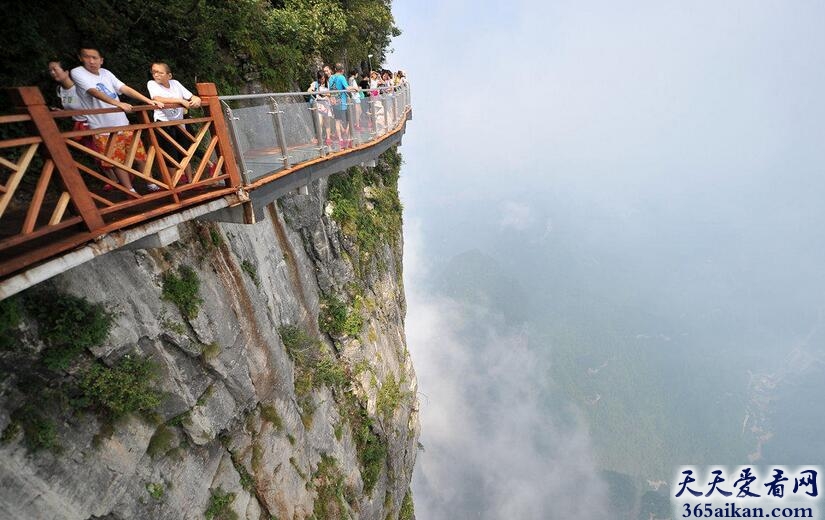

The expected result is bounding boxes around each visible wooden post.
[140,110,180,204]
[12,87,104,230]
[196,83,242,188]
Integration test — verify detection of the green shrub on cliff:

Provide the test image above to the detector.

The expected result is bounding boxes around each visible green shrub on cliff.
[24,289,114,369]
[327,148,404,268]
[376,374,404,420]
[79,355,162,418]
[318,294,362,337]
[399,489,415,520]
[162,265,202,319]
[312,454,354,519]
[205,487,237,520]
[0,296,21,350]
[4,404,59,453]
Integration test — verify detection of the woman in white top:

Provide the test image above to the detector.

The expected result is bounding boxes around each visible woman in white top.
[147,63,201,182]
[49,60,120,187]
[308,70,333,146]
[48,61,87,128]
[348,69,364,131]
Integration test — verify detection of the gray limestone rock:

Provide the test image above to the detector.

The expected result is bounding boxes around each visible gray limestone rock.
[0,165,418,519]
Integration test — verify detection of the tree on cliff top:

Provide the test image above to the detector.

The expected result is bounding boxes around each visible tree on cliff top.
[0,0,399,98]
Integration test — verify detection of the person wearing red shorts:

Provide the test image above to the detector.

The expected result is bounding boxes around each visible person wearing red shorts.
[49,60,119,186]
[71,47,164,193]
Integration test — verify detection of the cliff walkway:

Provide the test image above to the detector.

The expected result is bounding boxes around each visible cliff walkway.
[0,83,412,298]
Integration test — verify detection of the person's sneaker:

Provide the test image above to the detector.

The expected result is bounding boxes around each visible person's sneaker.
[146,183,160,192]
[338,139,346,150]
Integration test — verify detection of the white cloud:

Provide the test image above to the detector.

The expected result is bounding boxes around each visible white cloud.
[498,200,535,231]
[403,219,608,518]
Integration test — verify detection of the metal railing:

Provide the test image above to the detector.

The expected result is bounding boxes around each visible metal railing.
[220,84,411,183]
[0,82,411,280]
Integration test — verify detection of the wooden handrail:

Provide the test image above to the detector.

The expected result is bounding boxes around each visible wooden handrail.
[10,87,104,231]
[0,83,238,277]
[0,82,411,282]
[49,102,191,120]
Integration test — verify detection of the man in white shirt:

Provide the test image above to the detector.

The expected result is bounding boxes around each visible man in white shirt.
[71,47,164,192]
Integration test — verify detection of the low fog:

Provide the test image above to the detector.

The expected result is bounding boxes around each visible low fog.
[390,0,825,517]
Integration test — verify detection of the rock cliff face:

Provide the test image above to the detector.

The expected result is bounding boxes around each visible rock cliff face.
[0,149,418,520]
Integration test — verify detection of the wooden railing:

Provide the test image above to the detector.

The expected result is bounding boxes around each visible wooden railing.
[0,83,241,278]
[0,82,411,282]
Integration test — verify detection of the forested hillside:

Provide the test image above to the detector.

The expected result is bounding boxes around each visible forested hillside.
[0,0,399,96]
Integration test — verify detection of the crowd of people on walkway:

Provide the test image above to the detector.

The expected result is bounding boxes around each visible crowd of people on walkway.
[47,47,201,194]
[45,46,407,194]
[307,62,407,151]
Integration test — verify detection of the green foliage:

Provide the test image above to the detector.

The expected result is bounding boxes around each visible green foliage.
[0,296,22,349]
[343,308,364,337]
[318,294,361,337]
[290,456,307,480]
[352,360,372,377]
[278,325,346,393]
[251,441,264,472]
[167,410,190,427]
[233,457,255,491]
[24,289,114,369]
[399,489,415,520]
[162,265,202,319]
[147,424,176,458]
[318,295,348,337]
[279,325,317,362]
[327,148,404,267]
[1,0,399,100]
[79,355,162,418]
[240,260,260,288]
[340,393,386,495]
[205,487,237,520]
[0,422,20,444]
[161,317,187,336]
[201,342,221,361]
[260,403,283,431]
[146,482,164,500]
[311,454,352,520]
[315,355,348,389]
[210,228,224,248]
[376,374,403,420]
[6,404,60,453]
[196,384,214,407]
[278,325,387,494]
[195,222,224,251]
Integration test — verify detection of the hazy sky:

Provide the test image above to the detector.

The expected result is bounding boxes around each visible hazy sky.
[388,1,825,518]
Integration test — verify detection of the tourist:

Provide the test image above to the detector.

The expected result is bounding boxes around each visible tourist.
[308,70,333,147]
[147,62,201,182]
[348,69,364,131]
[327,63,352,149]
[71,46,163,192]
